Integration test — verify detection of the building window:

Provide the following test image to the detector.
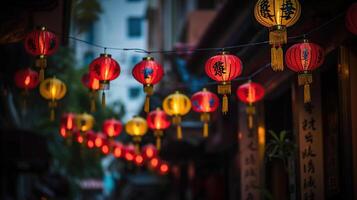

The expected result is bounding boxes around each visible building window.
[129,86,141,99]
[128,17,142,38]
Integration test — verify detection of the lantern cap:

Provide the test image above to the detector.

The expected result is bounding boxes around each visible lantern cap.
[143,56,154,61]
[100,53,112,58]
[219,51,230,55]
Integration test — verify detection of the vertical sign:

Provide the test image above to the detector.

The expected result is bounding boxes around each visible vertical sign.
[295,74,324,200]
[239,103,260,200]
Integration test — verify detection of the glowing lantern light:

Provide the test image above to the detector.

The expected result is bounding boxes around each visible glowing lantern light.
[76,113,95,132]
[149,157,160,169]
[81,72,100,112]
[159,162,169,175]
[14,68,39,110]
[285,40,324,103]
[191,88,219,137]
[59,126,67,138]
[60,113,76,137]
[39,77,66,121]
[134,154,144,166]
[147,108,171,150]
[73,131,84,144]
[205,52,242,113]
[113,142,124,158]
[124,144,136,161]
[236,81,265,129]
[163,91,191,139]
[101,139,110,155]
[254,0,301,71]
[89,53,120,106]
[95,132,105,148]
[132,57,164,112]
[85,130,96,149]
[125,116,148,152]
[346,3,357,35]
[102,118,122,138]
[141,144,158,160]
[24,26,59,81]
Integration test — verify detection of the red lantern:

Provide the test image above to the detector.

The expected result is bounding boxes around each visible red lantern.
[147,108,170,150]
[236,81,265,129]
[101,139,110,155]
[159,162,169,175]
[82,72,100,112]
[148,157,160,169]
[89,53,121,106]
[59,125,67,138]
[285,40,324,103]
[132,57,164,112]
[205,52,243,114]
[85,130,96,149]
[73,130,84,144]
[141,144,158,160]
[346,3,357,35]
[124,144,136,162]
[191,88,219,137]
[14,68,40,110]
[95,132,106,148]
[102,118,122,138]
[113,142,124,158]
[60,113,76,137]
[24,26,59,81]
[134,154,144,166]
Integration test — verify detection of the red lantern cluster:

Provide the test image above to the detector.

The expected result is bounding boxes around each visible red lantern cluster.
[82,72,100,112]
[147,108,171,150]
[205,52,243,114]
[346,3,357,35]
[24,26,59,81]
[285,40,324,103]
[236,81,265,129]
[191,88,219,137]
[102,118,123,138]
[132,57,164,112]
[89,53,121,106]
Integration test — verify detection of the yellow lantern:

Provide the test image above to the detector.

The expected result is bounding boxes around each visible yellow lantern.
[162,91,191,140]
[254,0,301,71]
[39,77,67,121]
[125,116,148,152]
[76,113,95,132]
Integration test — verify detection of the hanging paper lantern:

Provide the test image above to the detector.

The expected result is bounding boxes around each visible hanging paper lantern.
[134,154,144,166]
[85,130,96,149]
[73,130,84,144]
[236,81,265,129]
[147,108,171,150]
[132,57,164,112]
[254,0,301,71]
[158,162,170,175]
[205,52,242,113]
[125,116,148,152]
[14,68,40,110]
[148,157,160,169]
[60,113,76,137]
[94,132,106,148]
[39,77,66,121]
[141,144,158,160]
[100,138,110,155]
[89,53,120,106]
[81,72,100,112]
[191,88,219,138]
[24,26,59,81]
[124,144,136,161]
[113,142,124,158]
[76,113,95,132]
[102,118,123,138]
[163,91,191,140]
[285,40,324,103]
[346,3,357,35]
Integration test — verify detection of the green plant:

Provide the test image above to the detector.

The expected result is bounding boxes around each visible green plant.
[265,130,296,166]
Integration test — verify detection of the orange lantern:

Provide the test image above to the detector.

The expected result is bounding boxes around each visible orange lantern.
[141,144,158,160]
[191,88,219,137]
[147,108,171,150]
[113,142,124,158]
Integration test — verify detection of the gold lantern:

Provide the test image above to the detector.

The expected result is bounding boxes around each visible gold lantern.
[76,113,95,132]
[162,91,191,140]
[125,116,148,152]
[39,77,66,121]
[254,0,301,71]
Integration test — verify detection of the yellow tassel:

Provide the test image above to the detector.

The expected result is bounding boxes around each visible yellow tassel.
[156,137,161,150]
[203,122,209,138]
[50,108,55,121]
[304,84,311,103]
[177,125,182,140]
[101,91,106,107]
[222,94,228,114]
[277,47,284,71]
[144,95,150,113]
[39,68,45,82]
[248,115,253,129]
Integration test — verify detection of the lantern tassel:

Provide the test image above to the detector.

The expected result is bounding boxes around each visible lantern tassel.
[156,137,161,151]
[270,47,284,71]
[177,125,182,140]
[222,94,228,114]
[203,122,209,138]
[144,95,150,113]
[269,26,286,71]
[304,84,311,103]
[50,108,55,121]
[39,68,45,82]
[101,91,106,107]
